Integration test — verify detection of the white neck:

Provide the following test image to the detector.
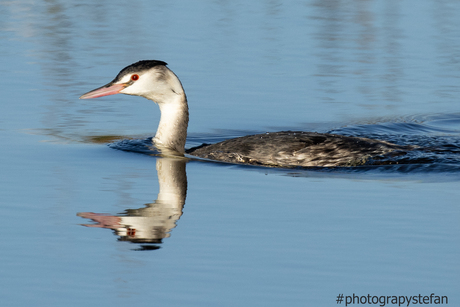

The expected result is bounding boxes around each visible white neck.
[153,92,189,154]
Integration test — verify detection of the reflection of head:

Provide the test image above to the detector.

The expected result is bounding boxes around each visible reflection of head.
[115,200,184,243]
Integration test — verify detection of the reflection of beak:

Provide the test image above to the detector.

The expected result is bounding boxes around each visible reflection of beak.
[79,82,127,99]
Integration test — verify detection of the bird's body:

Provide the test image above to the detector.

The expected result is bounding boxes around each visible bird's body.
[80,60,412,167]
[187,131,410,167]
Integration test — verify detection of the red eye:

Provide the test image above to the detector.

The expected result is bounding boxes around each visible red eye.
[131,74,139,81]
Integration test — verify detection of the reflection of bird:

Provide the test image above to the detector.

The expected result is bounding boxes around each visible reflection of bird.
[78,158,187,247]
[81,60,412,167]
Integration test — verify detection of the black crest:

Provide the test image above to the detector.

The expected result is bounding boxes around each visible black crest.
[114,60,168,82]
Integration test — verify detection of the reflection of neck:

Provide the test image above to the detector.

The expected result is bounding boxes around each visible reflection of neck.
[154,94,189,155]
[156,158,187,210]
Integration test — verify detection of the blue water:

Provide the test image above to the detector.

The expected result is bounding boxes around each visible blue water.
[1,1,459,306]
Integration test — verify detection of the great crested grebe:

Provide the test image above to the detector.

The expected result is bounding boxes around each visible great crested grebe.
[80,60,412,167]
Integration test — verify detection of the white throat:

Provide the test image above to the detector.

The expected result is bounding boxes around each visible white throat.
[153,93,189,154]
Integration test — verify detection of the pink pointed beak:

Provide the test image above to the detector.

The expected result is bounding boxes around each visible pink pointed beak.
[79,83,127,99]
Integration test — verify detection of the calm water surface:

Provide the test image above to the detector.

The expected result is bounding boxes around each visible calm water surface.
[1,1,459,306]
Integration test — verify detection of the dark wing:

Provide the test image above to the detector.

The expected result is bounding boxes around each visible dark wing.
[187,131,413,167]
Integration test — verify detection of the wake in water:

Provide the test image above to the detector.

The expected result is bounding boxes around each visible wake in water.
[108,114,460,173]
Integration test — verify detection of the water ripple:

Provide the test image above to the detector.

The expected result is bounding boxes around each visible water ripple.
[108,115,460,175]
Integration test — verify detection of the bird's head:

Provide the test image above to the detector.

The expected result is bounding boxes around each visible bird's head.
[80,60,184,104]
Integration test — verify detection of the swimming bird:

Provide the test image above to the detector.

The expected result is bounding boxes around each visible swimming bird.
[80,60,412,167]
